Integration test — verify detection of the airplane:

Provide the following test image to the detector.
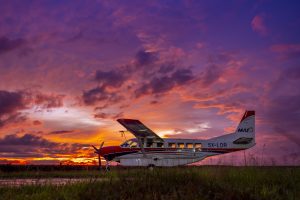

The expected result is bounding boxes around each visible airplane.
[92,110,255,169]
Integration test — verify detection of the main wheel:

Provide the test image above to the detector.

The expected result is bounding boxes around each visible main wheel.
[148,164,155,171]
[105,166,110,172]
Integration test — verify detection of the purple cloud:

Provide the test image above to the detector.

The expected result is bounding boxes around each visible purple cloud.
[82,86,123,106]
[0,90,24,116]
[95,69,127,88]
[0,36,26,55]
[135,68,195,97]
[0,133,89,158]
[134,50,158,67]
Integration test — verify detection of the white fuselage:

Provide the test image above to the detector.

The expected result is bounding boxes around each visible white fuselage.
[112,138,236,167]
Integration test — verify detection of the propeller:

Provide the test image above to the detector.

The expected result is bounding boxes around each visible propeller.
[92,141,105,169]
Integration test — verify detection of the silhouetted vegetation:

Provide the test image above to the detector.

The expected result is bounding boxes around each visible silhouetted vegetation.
[0,166,299,200]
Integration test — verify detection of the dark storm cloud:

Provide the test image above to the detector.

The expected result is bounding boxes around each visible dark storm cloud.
[82,49,195,106]
[0,90,27,127]
[135,68,194,97]
[82,87,108,105]
[0,90,25,116]
[172,69,194,84]
[0,36,26,55]
[0,90,65,113]
[0,134,56,147]
[135,50,158,67]
[95,69,126,88]
[82,86,122,105]
[0,134,88,158]
[49,130,74,135]
[0,90,65,127]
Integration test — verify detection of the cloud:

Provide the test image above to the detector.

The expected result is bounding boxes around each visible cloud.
[135,68,194,97]
[0,90,27,127]
[0,90,25,116]
[134,49,158,67]
[95,69,127,88]
[48,130,74,135]
[0,90,65,127]
[198,64,223,87]
[270,44,300,59]
[0,133,56,147]
[0,133,89,158]
[158,64,175,74]
[0,36,26,55]
[251,15,268,36]
[33,93,65,109]
[0,113,27,128]
[82,86,123,105]
[33,120,42,125]
[94,112,123,119]
[82,49,195,106]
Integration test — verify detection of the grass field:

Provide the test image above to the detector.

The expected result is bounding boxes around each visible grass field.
[0,166,299,200]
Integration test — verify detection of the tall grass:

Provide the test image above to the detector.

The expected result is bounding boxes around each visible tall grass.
[0,166,299,200]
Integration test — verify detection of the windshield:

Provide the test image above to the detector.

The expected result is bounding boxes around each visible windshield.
[120,139,139,148]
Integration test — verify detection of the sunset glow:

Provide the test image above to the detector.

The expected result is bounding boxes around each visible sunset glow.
[0,0,299,165]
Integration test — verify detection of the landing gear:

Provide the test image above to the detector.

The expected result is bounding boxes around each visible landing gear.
[148,164,155,171]
[105,161,110,172]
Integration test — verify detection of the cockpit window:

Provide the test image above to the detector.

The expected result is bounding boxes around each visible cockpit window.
[130,141,138,148]
[120,139,139,148]
[120,140,131,147]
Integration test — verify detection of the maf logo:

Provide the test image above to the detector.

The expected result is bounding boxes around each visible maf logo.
[238,127,253,133]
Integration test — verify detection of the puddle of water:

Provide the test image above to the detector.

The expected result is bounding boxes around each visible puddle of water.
[0,178,104,187]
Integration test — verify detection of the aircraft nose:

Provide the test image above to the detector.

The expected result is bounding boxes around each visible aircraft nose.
[100,146,121,156]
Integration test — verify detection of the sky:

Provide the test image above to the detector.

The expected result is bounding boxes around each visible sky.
[0,0,299,165]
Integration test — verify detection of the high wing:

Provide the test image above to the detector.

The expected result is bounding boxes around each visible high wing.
[117,119,164,142]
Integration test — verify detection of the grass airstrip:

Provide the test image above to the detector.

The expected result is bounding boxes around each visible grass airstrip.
[0,166,299,200]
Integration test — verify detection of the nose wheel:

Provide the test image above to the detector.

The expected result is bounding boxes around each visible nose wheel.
[105,161,110,172]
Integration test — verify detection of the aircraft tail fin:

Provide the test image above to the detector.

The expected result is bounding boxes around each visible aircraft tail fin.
[205,110,255,150]
[232,110,255,145]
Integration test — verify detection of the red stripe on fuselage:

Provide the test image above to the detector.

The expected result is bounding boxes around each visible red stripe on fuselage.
[101,146,246,158]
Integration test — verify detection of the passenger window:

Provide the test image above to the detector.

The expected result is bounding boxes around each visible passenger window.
[168,143,176,148]
[195,143,202,150]
[178,143,184,148]
[186,143,193,148]
[146,142,154,148]
[157,143,164,148]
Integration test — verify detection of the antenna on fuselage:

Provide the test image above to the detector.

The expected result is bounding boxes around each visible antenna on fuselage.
[119,130,128,142]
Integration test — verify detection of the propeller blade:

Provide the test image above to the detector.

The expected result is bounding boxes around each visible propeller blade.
[99,141,104,149]
[92,145,99,152]
[98,154,101,168]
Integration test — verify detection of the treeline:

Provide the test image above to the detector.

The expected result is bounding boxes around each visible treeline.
[0,165,102,172]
